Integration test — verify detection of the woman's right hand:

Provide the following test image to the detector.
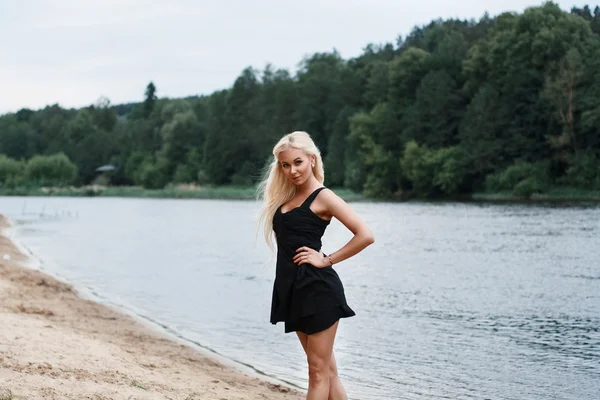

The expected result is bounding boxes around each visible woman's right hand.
[293,246,330,268]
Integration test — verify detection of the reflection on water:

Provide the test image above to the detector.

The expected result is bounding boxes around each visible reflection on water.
[2,197,599,399]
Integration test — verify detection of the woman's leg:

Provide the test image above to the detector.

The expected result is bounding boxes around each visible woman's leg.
[296,322,347,400]
[327,351,348,400]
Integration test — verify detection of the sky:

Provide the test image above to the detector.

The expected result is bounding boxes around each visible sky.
[0,0,585,114]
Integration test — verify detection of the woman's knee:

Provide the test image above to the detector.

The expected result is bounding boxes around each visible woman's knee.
[328,360,338,379]
[308,357,330,384]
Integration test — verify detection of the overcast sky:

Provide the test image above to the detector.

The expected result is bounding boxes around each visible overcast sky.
[0,0,583,113]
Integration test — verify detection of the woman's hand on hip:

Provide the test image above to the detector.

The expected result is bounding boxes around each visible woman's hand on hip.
[294,246,329,268]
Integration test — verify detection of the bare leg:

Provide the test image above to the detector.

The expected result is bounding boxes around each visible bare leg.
[296,322,347,400]
[327,351,348,400]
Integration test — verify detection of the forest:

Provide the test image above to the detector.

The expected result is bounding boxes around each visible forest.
[1,2,599,199]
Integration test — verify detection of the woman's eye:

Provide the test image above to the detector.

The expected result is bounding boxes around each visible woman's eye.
[295,161,302,165]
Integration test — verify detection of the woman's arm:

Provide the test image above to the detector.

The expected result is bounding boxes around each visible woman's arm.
[319,189,374,266]
[293,189,374,268]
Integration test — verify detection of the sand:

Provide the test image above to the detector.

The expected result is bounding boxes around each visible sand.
[0,214,303,400]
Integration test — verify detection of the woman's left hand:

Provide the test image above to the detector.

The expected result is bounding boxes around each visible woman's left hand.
[294,246,329,268]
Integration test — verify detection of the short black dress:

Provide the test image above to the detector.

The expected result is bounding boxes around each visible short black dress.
[270,187,355,334]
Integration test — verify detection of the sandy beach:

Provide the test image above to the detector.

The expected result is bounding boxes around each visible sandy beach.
[0,214,303,400]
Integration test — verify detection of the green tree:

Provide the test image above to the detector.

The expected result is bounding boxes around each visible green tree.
[0,115,37,159]
[203,68,262,184]
[324,107,355,187]
[401,141,467,197]
[578,37,600,151]
[363,60,389,108]
[143,82,157,118]
[27,104,73,155]
[16,108,34,123]
[388,47,431,112]
[74,129,118,184]
[402,70,463,147]
[459,84,505,186]
[25,153,77,186]
[159,108,203,178]
[484,161,550,197]
[137,157,169,189]
[124,151,149,184]
[89,96,117,132]
[295,52,348,155]
[561,152,600,189]
[202,90,230,184]
[401,141,433,196]
[258,66,299,145]
[0,154,24,187]
[346,107,399,197]
[59,109,117,183]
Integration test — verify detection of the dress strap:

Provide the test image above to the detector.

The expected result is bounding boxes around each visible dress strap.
[301,187,327,209]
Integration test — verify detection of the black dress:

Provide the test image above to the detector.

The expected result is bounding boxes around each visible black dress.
[270,186,355,334]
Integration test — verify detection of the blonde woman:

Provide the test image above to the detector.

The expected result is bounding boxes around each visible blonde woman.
[257,131,375,399]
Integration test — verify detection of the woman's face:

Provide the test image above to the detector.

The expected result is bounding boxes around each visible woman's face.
[277,148,315,186]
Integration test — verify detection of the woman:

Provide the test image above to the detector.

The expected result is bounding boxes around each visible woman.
[257,131,375,399]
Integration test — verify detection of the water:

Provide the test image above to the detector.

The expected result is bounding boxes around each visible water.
[1,197,599,399]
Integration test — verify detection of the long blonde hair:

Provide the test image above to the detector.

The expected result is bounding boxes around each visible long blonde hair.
[256,131,325,250]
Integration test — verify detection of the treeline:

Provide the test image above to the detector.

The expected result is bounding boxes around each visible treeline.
[1,2,600,198]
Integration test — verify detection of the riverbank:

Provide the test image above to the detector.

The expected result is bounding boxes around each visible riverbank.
[0,214,303,400]
[0,185,366,202]
[472,187,600,202]
[1,185,599,203]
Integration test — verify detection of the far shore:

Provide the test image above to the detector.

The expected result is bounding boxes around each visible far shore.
[1,184,599,203]
[0,184,367,202]
[0,214,303,400]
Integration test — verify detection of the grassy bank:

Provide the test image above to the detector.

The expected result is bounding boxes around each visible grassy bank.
[0,185,367,201]
[472,187,600,202]
[2,185,599,203]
